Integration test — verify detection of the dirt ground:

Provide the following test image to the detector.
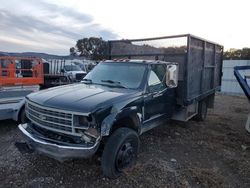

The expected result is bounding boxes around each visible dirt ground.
[0,94,249,188]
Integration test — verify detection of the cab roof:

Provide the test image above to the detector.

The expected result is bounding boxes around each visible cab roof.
[102,59,174,65]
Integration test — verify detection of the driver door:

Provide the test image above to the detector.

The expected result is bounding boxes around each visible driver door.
[143,64,174,125]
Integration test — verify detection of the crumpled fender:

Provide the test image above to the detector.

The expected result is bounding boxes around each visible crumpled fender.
[100,101,143,136]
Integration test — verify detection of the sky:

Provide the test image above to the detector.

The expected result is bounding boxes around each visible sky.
[0,0,249,55]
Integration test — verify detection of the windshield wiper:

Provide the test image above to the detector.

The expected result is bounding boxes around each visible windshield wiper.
[101,80,120,84]
[81,78,93,84]
[101,80,127,88]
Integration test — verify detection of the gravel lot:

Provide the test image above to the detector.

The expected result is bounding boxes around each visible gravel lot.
[0,94,249,188]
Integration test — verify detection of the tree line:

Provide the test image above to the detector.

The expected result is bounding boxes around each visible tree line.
[70,37,250,60]
[223,48,250,60]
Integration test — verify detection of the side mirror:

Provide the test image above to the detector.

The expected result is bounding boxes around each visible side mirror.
[61,69,65,73]
[166,64,178,88]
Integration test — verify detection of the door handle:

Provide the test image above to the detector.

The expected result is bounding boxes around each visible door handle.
[144,89,166,99]
[153,92,163,98]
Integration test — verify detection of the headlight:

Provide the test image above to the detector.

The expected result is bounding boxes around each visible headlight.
[73,115,99,143]
[74,115,92,128]
[79,116,88,125]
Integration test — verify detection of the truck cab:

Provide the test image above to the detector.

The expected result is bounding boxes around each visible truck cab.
[61,63,86,81]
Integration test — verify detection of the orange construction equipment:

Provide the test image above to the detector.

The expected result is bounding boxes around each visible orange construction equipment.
[0,56,44,86]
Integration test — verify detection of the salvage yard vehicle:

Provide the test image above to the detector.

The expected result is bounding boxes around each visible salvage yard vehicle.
[18,34,223,178]
[43,59,86,88]
[0,57,42,123]
[60,62,86,81]
[72,59,96,74]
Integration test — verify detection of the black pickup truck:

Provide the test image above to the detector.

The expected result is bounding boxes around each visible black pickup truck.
[18,34,223,178]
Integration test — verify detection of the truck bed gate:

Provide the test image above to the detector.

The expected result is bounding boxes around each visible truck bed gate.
[108,34,223,105]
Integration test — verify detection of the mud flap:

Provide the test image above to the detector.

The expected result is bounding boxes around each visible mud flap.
[246,113,250,133]
[15,142,34,154]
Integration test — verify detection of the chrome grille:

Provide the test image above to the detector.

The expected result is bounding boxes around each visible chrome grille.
[26,100,73,134]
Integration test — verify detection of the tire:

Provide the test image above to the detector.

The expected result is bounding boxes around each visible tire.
[194,101,207,121]
[19,107,28,124]
[101,127,139,179]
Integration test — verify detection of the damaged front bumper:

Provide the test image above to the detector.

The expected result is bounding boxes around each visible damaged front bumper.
[18,123,100,161]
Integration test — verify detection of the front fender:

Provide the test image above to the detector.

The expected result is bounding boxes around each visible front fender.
[100,106,142,136]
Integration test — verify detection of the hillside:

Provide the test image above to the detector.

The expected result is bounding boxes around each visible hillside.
[0,51,73,60]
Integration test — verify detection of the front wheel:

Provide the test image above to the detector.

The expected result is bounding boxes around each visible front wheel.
[101,127,139,179]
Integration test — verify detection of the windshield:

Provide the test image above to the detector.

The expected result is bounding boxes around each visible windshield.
[84,62,147,89]
[64,65,82,71]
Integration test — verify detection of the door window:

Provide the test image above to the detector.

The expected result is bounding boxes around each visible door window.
[148,64,166,92]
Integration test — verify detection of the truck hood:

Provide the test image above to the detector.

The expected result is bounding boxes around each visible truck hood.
[26,84,138,113]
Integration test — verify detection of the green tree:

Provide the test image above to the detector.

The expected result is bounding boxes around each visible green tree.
[73,37,108,60]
